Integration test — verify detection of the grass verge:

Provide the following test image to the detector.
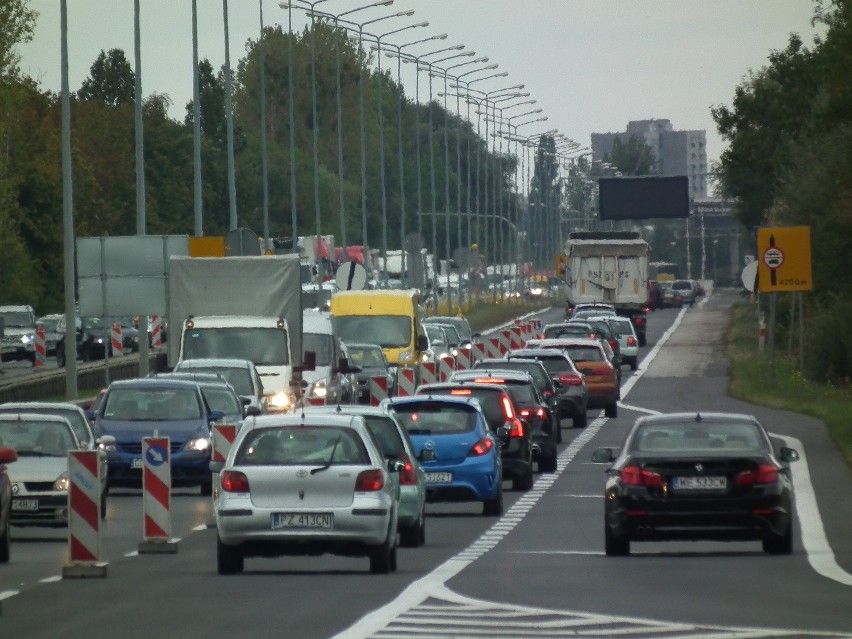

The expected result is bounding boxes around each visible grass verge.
[727,301,852,467]
[463,300,551,333]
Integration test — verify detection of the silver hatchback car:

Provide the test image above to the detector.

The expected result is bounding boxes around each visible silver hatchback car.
[210,413,400,574]
[604,316,640,371]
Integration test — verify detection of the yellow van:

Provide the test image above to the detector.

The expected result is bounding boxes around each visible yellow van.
[330,290,428,368]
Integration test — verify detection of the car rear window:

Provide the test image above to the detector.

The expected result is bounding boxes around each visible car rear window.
[236,426,369,465]
[610,320,634,336]
[544,325,590,339]
[362,415,406,459]
[634,423,766,454]
[564,346,604,362]
[393,402,478,435]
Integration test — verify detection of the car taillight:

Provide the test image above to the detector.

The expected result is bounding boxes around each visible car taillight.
[736,464,779,486]
[620,465,663,487]
[501,396,516,420]
[355,469,385,491]
[627,336,637,346]
[398,454,417,486]
[608,339,618,351]
[542,389,553,398]
[507,418,525,438]
[221,470,250,493]
[468,437,494,457]
[559,373,583,386]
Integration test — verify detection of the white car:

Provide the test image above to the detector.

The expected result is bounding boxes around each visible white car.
[606,316,640,371]
[210,413,400,574]
[0,413,108,526]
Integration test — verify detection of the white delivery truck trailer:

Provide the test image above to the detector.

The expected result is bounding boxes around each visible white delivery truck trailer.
[168,255,304,411]
[563,231,650,345]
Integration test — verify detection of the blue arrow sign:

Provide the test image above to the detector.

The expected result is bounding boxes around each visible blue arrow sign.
[145,443,168,467]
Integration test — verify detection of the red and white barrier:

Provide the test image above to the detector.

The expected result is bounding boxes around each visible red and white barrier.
[369,376,389,406]
[486,337,502,359]
[110,322,123,357]
[455,348,471,371]
[396,368,417,397]
[66,450,103,566]
[150,315,163,348]
[510,326,523,351]
[418,361,438,387]
[34,324,47,368]
[500,329,512,355]
[471,341,488,364]
[438,355,455,382]
[211,424,237,463]
[139,436,176,553]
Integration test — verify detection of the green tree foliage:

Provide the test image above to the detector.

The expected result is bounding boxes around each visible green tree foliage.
[712,0,852,382]
[77,48,135,107]
[605,134,657,176]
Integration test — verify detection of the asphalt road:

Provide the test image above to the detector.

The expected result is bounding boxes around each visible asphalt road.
[1,292,850,638]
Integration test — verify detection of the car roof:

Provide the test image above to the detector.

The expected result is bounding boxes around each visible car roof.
[419,381,511,394]
[242,412,366,433]
[174,358,255,369]
[538,337,602,347]
[635,412,761,427]
[0,401,85,413]
[106,378,202,391]
[451,369,533,383]
[0,412,74,425]
[301,405,392,417]
[509,348,571,359]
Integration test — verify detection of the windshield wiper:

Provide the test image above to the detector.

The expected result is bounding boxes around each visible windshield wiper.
[310,434,342,475]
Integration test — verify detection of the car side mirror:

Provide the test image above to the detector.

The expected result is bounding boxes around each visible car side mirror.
[780,447,799,463]
[293,350,316,373]
[419,449,437,462]
[332,357,361,375]
[591,447,614,463]
[245,405,262,417]
[495,425,510,441]
[239,396,252,405]
[387,459,406,473]
[209,410,225,422]
[416,335,429,352]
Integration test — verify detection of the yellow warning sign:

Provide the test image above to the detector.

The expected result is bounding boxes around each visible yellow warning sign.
[756,226,812,293]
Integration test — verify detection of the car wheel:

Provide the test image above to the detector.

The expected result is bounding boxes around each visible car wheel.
[605,526,630,556]
[369,533,394,574]
[513,465,534,491]
[540,447,558,473]
[605,402,618,418]
[400,511,425,548]
[482,482,503,516]
[199,478,213,496]
[573,411,588,429]
[762,523,793,555]
[217,536,244,574]
[0,517,10,563]
[630,358,638,371]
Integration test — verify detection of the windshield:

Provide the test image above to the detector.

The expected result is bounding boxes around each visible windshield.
[200,387,242,421]
[37,317,61,332]
[182,327,289,365]
[0,311,34,328]
[335,316,411,349]
[0,419,76,456]
[176,366,253,396]
[303,332,334,367]
[235,426,369,466]
[348,346,385,369]
[102,388,201,421]
[0,407,91,446]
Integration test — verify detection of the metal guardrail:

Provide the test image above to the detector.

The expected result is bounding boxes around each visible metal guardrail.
[0,352,168,404]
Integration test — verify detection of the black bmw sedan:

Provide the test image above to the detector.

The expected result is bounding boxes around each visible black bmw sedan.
[592,412,799,556]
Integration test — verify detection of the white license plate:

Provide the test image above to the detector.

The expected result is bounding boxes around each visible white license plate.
[673,476,726,490]
[12,499,39,512]
[130,458,143,469]
[272,513,334,530]
[425,472,452,484]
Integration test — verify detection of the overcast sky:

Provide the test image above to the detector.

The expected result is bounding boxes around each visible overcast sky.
[20,0,825,180]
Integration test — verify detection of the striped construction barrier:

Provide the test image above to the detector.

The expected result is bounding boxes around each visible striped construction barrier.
[486,337,502,359]
[455,347,472,371]
[139,436,177,553]
[110,322,123,357]
[211,424,237,503]
[438,355,455,382]
[369,375,389,406]
[34,324,47,368]
[396,368,417,397]
[418,361,438,387]
[63,450,106,577]
[500,329,512,355]
[150,315,163,348]
[471,341,488,364]
[510,326,523,351]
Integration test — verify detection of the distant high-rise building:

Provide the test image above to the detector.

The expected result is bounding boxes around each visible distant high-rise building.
[591,119,707,198]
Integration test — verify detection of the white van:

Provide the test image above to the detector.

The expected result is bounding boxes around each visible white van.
[302,310,354,405]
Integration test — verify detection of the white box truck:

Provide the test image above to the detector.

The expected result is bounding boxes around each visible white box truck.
[563,231,650,345]
[168,255,304,411]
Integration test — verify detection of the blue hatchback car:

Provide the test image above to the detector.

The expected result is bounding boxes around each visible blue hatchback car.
[387,395,504,516]
[95,378,223,494]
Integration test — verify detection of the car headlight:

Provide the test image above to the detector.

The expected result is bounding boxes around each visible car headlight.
[21,334,33,345]
[96,337,104,344]
[269,391,292,409]
[310,380,328,398]
[183,436,210,452]
[399,349,414,363]
[420,352,430,363]
[53,472,70,492]
[437,351,449,360]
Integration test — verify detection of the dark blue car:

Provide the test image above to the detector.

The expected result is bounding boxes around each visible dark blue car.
[387,395,504,516]
[95,378,223,494]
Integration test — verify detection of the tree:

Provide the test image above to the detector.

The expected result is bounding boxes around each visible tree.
[77,48,135,107]
[605,134,657,176]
